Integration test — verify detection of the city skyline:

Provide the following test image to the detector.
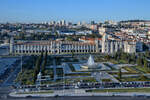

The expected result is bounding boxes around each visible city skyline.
[0,0,150,23]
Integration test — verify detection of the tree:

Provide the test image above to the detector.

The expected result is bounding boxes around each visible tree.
[137,57,143,66]
[55,32,59,37]
[128,57,131,64]
[118,68,122,81]
[144,58,148,69]
[131,53,136,64]
[40,50,44,64]
[33,57,40,83]
[121,53,128,60]
[145,50,150,57]
[33,51,44,83]
[41,51,48,74]
[71,50,75,58]
[66,36,74,41]
[114,53,118,60]
[105,54,111,60]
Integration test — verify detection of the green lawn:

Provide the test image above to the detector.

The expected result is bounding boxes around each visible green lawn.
[116,75,150,82]
[65,73,91,76]
[133,66,150,73]
[86,88,150,93]
[122,67,139,74]
[106,59,128,64]
[119,59,128,64]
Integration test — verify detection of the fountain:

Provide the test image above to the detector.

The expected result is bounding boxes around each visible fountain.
[72,55,111,72]
[81,55,100,69]
[87,55,95,67]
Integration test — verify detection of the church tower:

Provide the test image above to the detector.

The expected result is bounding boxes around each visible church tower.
[10,37,14,54]
[102,33,108,53]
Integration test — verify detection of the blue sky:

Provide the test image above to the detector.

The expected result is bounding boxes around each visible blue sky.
[0,0,150,23]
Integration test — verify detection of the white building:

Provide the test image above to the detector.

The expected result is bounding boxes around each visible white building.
[10,39,100,55]
[102,34,124,54]
[102,33,143,54]
[99,27,106,36]
[10,34,143,55]
[124,41,136,53]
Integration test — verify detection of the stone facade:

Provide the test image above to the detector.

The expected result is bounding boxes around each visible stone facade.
[10,34,143,55]
[101,34,143,54]
[10,40,99,55]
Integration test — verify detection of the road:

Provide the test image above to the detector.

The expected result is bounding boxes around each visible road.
[0,86,12,99]
[2,96,150,100]
[2,59,21,86]
[106,62,137,70]
[1,56,30,86]
[92,72,102,82]
[92,71,119,82]
[53,58,57,81]
[0,47,9,56]
[8,88,150,99]
[106,72,119,82]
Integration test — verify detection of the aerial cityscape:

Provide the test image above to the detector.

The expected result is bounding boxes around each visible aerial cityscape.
[1,0,150,100]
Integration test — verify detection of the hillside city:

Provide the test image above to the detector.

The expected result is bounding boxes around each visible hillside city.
[1,20,150,98]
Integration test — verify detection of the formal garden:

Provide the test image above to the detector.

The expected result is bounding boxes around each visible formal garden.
[15,50,150,85]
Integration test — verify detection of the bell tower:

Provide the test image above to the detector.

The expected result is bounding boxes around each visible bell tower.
[102,33,108,53]
[10,37,14,54]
